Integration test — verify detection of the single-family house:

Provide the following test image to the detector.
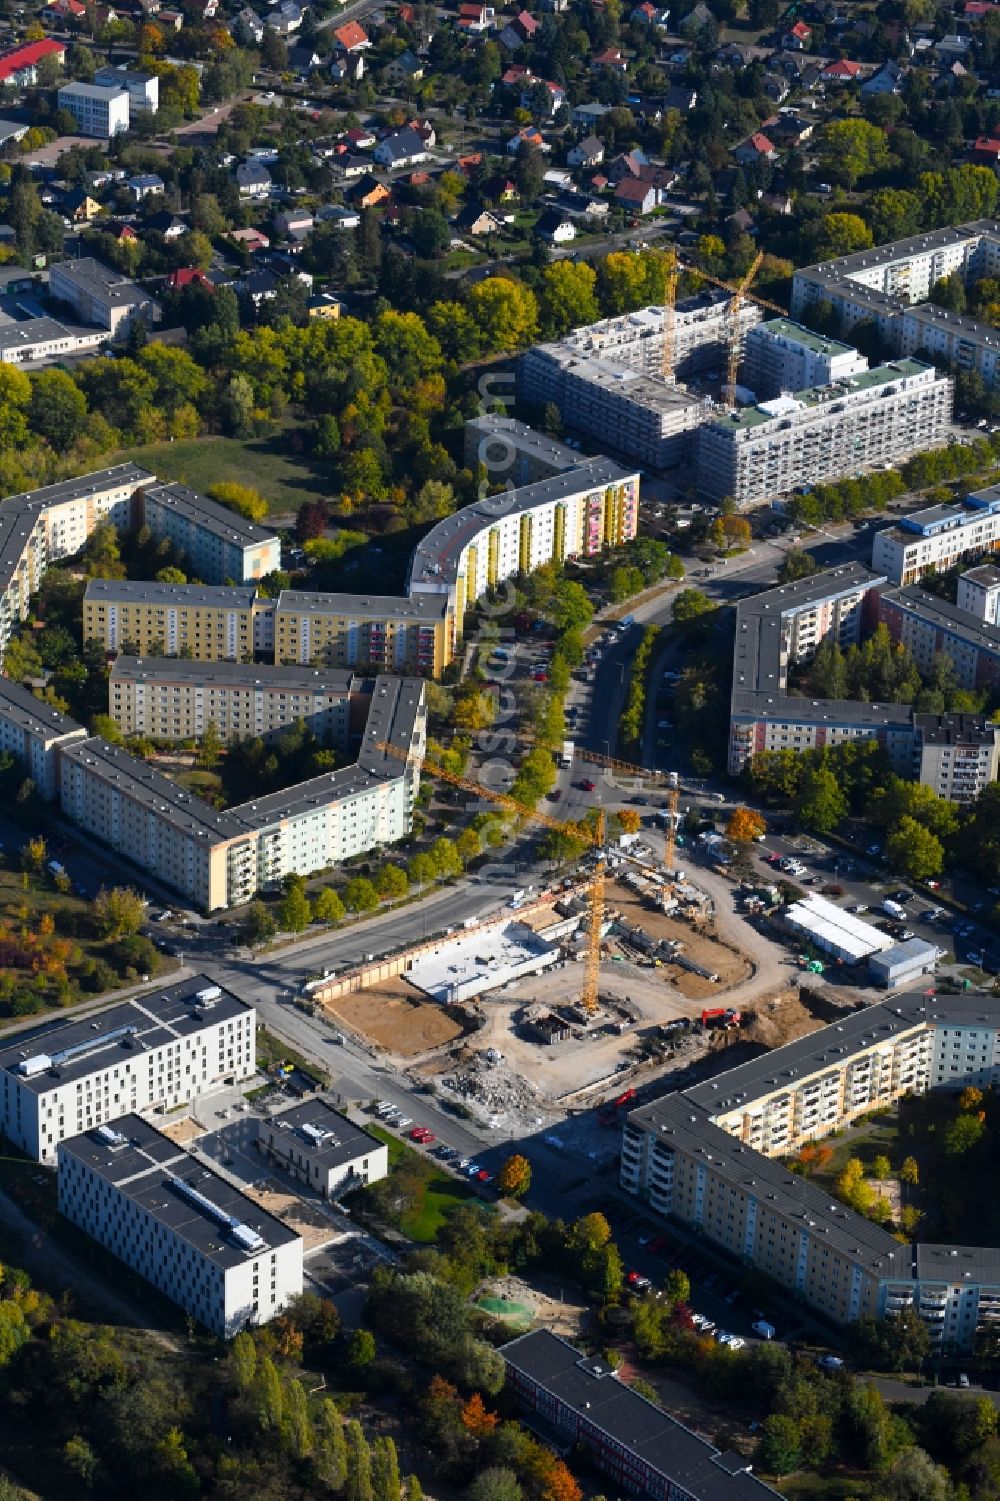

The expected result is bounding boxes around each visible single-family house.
[972,134,1000,162]
[236,160,272,199]
[228,227,270,252]
[662,83,698,111]
[345,126,376,148]
[820,58,863,81]
[502,62,532,85]
[506,125,548,155]
[783,20,812,48]
[275,208,314,237]
[127,172,165,200]
[0,39,66,88]
[762,190,794,214]
[458,2,494,29]
[591,46,628,71]
[935,32,973,58]
[480,173,518,203]
[382,48,424,83]
[61,189,101,223]
[534,208,576,243]
[308,292,345,318]
[234,7,264,40]
[762,71,791,101]
[288,43,324,73]
[268,0,302,32]
[166,267,214,292]
[348,174,391,208]
[567,134,605,168]
[330,49,365,81]
[733,132,777,164]
[555,187,607,217]
[144,210,187,239]
[315,203,360,228]
[239,267,279,308]
[42,0,86,21]
[333,19,370,49]
[607,148,648,183]
[521,79,566,116]
[861,58,903,93]
[614,177,656,214]
[455,202,503,235]
[500,8,538,46]
[372,126,431,169]
[572,100,610,127]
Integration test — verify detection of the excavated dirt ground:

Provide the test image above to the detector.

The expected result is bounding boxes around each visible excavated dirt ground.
[608,879,752,999]
[320,977,466,1056]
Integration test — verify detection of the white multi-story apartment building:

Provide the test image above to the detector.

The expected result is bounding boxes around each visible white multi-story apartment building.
[791,220,1000,390]
[622,990,1000,1350]
[257,1098,388,1198]
[58,1114,303,1336]
[911,713,1000,804]
[872,487,1000,585]
[109,657,360,742]
[0,675,86,796]
[48,258,160,336]
[94,64,159,112]
[141,482,280,585]
[518,343,707,469]
[743,317,868,399]
[958,564,1000,624]
[697,360,953,507]
[548,291,762,379]
[57,81,130,137]
[56,676,426,910]
[0,975,255,1162]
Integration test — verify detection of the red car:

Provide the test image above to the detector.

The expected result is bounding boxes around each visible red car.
[648,1234,669,1254]
[410,1127,430,1142]
[579,778,596,792]
[476,1169,492,1182]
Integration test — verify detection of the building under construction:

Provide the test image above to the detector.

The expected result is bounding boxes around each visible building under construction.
[696,359,953,508]
[543,293,763,381]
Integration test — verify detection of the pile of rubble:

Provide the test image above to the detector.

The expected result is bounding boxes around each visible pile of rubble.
[441,1049,541,1126]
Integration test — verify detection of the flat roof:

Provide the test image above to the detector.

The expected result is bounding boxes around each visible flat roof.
[61,736,249,841]
[110,656,357,695]
[718,360,937,433]
[143,481,277,550]
[407,457,637,594]
[794,220,1000,285]
[464,414,581,471]
[0,463,153,592]
[263,1098,383,1170]
[50,257,156,311]
[784,893,893,961]
[960,564,1000,588]
[501,1330,786,1501]
[275,589,448,622]
[914,711,998,746]
[525,342,707,416]
[84,578,259,610]
[59,1114,299,1269]
[0,675,84,744]
[869,938,941,971]
[752,316,858,357]
[58,80,128,98]
[883,585,1000,658]
[0,974,252,1093]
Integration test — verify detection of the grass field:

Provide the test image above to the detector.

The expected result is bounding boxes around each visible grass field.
[120,430,337,514]
[366,1123,480,1241]
[776,1471,872,1501]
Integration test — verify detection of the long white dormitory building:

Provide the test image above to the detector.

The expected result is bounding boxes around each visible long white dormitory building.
[0,974,255,1162]
[58,1114,303,1336]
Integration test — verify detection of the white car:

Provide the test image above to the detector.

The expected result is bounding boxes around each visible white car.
[726,1337,746,1350]
[396,1116,412,1129]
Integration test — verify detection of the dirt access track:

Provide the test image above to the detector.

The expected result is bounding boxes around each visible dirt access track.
[319,977,466,1056]
[608,879,751,999]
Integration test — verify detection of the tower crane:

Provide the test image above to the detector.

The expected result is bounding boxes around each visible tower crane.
[375,741,610,1014]
[725,249,764,409]
[661,247,679,385]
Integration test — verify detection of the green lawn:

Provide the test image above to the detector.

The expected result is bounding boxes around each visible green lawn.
[776,1471,872,1501]
[118,430,337,514]
[365,1123,481,1241]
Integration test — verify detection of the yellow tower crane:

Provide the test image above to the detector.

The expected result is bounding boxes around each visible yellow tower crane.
[376,742,610,1013]
[661,247,679,386]
[725,249,764,409]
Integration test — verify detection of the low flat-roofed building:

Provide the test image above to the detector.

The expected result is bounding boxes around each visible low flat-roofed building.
[784,892,894,964]
[58,1114,303,1335]
[0,675,86,796]
[501,1328,786,1501]
[0,974,255,1161]
[0,315,105,365]
[109,656,359,742]
[141,482,280,585]
[48,257,159,335]
[257,1098,388,1197]
[869,938,941,989]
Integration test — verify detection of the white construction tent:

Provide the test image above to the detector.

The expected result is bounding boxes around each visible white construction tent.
[406,921,563,1004]
[784,894,894,965]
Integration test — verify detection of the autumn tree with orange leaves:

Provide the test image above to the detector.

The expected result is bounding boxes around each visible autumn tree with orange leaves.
[726,806,767,843]
[461,1393,498,1436]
